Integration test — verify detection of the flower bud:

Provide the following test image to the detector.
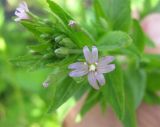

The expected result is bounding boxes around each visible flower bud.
[55,35,65,42]
[54,47,70,56]
[42,19,54,26]
[40,34,49,39]
[59,38,76,48]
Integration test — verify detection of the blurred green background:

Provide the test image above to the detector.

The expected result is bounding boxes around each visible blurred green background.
[0,0,62,127]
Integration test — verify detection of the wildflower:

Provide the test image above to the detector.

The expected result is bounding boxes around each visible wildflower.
[14,2,29,22]
[68,46,115,90]
[68,20,77,27]
[43,81,49,88]
[42,78,50,88]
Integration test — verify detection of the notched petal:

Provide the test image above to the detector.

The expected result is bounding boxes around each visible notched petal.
[83,46,93,64]
[97,64,115,74]
[92,46,98,63]
[95,73,105,86]
[68,62,88,70]
[69,70,88,77]
[88,72,99,90]
[98,56,115,66]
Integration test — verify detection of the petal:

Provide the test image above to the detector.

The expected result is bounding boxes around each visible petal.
[16,7,24,12]
[68,62,88,70]
[97,64,115,74]
[83,46,93,64]
[15,10,20,16]
[92,46,98,63]
[95,73,105,86]
[15,10,27,19]
[23,2,29,10]
[88,72,99,90]
[69,69,88,77]
[19,2,29,12]
[19,3,26,9]
[98,56,115,66]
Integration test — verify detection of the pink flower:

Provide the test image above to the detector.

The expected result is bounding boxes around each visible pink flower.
[14,2,29,22]
[68,46,115,90]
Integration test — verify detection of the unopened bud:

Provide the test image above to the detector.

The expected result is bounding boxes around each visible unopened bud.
[43,19,53,26]
[40,34,49,39]
[59,38,76,48]
[54,47,69,56]
[55,35,65,42]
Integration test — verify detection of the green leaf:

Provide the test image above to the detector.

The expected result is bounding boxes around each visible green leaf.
[131,20,145,52]
[122,68,139,127]
[121,44,141,59]
[144,91,160,104]
[80,85,109,116]
[106,62,125,120]
[142,0,160,17]
[92,0,111,37]
[80,89,100,116]
[99,0,131,31]
[98,31,132,53]
[144,34,155,48]
[47,0,94,47]
[48,75,87,112]
[97,32,141,59]
[21,21,43,36]
[122,88,137,127]
[147,71,160,92]
[125,68,146,108]
[21,20,53,35]
[141,0,152,17]
[10,53,54,71]
[93,0,106,21]
[141,54,160,70]
[47,0,72,25]
[28,43,50,53]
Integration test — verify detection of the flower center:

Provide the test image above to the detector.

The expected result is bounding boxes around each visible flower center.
[89,64,96,71]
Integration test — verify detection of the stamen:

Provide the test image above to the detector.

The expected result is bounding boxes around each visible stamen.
[89,64,96,71]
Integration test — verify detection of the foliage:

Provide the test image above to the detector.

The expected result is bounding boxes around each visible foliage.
[1,0,160,127]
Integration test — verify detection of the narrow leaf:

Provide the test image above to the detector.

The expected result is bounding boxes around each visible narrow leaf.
[106,62,125,120]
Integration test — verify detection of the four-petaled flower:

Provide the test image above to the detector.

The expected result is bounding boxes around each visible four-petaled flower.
[69,46,115,90]
[15,2,29,22]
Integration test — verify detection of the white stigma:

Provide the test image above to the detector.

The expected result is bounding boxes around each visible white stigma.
[89,64,96,71]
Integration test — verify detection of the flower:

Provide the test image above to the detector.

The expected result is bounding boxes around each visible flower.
[68,46,115,90]
[43,81,49,88]
[14,2,29,22]
[68,20,76,27]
